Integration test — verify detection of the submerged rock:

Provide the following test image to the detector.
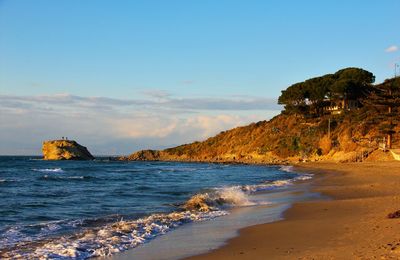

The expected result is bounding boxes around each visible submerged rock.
[42,140,94,160]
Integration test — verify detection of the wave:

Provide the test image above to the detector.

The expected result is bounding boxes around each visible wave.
[0,219,86,250]
[1,171,313,259]
[39,175,93,181]
[294,173,313,181]
[2,210,228,259]
[1,187,259,258]
[279,165,295,172]
[182,186,258,212]
[243,173,313,193]
[0,179,16,184]
[33,168,65,173]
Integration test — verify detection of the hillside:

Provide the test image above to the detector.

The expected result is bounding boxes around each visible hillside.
[120,110,399,164]
[120,70,400,164]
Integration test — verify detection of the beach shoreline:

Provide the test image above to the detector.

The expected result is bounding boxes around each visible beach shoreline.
[109,164,318,260]
[186,161,400,259]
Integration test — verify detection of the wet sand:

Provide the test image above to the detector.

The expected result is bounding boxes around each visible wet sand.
[187,161,400,259]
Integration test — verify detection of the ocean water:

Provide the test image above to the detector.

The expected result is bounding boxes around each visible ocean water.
[0,156,312,259]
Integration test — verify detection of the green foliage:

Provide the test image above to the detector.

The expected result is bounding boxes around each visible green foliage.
[330,67,375,99]
[291,136,301,151]
[278,67,375,116]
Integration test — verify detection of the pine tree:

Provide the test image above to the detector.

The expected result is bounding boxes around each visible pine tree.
[364,77,400,148]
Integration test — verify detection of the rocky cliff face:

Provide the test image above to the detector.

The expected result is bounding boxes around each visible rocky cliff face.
[42,140,95,160]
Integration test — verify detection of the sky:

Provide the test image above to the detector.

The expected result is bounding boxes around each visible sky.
[0,0,399,155]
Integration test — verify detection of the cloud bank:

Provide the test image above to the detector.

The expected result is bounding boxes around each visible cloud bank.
[0,93,281,155]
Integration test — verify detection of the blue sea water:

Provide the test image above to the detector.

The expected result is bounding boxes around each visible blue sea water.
[0,156,311,259]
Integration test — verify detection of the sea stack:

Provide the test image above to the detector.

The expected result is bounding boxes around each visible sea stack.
[42,140,95,160]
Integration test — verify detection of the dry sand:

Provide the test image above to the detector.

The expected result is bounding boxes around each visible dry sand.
[187,161,400,259]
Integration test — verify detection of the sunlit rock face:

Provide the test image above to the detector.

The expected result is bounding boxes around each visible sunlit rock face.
[42,140,94,160]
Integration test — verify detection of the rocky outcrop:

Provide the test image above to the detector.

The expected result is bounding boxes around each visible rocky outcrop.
[119,150,162,161]
[42,140,95,160]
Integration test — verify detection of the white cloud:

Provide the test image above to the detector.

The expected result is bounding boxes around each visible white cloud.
[180,115,244,138]
[0,93,280,112]
[385,45,398,53]
[0,93,280,155]
[107,115,179,138]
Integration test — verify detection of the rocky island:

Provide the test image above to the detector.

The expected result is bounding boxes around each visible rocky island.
[42,140,94,160]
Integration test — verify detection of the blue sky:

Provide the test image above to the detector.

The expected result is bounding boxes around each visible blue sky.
[0,0,399,155]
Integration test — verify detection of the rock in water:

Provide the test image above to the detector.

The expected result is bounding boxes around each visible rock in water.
[42,140,95,160]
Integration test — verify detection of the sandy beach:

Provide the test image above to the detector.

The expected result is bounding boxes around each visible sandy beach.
[187,161,400,259]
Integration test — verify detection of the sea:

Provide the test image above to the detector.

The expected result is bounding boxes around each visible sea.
[0,156,316,259]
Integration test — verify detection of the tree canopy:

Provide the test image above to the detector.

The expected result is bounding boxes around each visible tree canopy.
[363,77,400,148]
[278,67,375,115]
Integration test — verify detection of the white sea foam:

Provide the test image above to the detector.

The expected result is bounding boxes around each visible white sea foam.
[0,179,17,184]
[294,173,313,181]
[216,186,256,206]
[0,226,26,247]
[33,168,64,173]
[2,168,313,259]
[279,165,295,172]
[242,179,290,193]
[42,175,85,180]
[3,187,258,258]
[6,210,228,259]
[242,172,313,193]
[183,186,259,212]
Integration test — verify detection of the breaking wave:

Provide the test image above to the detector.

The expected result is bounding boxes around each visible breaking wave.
[1,210,228,259]
[1,167,313,259]
[182,186,258,212]
[33,168,65,173]
[1,187,258,259]
[243,173,313,193]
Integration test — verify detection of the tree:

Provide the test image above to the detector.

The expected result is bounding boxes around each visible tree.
[278,67,375,116]
[329,68,375,108]
[304,75,333,115]
[278,82,309,114]
[364,77,400,148]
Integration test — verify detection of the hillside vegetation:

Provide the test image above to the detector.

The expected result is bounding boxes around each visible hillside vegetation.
[121,68,400,164]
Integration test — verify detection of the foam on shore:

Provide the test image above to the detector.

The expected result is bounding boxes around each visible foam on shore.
[1,170,312,259]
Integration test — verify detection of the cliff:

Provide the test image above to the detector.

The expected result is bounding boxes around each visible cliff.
[42,140,95,160]
[120,111,399,164]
